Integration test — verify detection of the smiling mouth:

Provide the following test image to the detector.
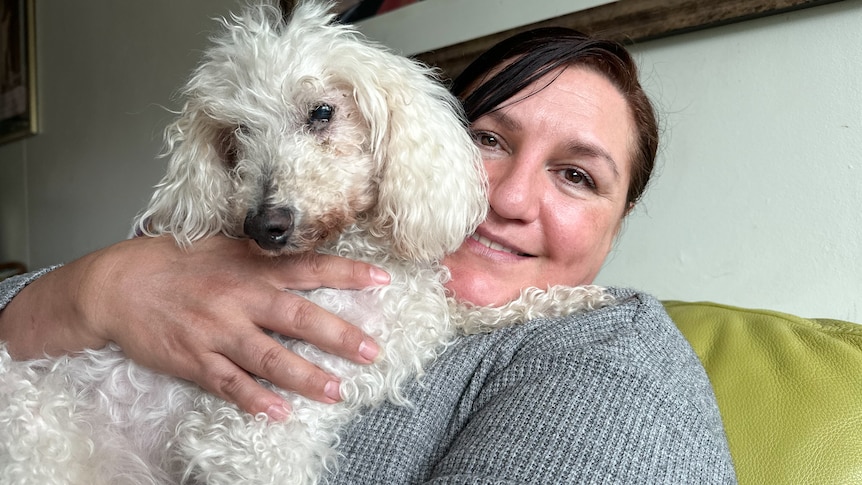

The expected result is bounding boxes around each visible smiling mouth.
[470,234,533,257]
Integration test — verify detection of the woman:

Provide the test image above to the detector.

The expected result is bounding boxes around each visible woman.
[0,27,735,482]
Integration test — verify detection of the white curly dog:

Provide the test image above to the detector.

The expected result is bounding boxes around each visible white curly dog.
[0,2,613,484]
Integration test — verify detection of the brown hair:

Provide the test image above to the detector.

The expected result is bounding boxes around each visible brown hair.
[450,27,658,208]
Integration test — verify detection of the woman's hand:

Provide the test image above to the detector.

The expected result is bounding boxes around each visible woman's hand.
[0,235,388,420]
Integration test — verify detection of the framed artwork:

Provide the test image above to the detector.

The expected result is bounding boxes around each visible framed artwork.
[0,0,36,144]
[415,0,843,79]
[336,0,422,23]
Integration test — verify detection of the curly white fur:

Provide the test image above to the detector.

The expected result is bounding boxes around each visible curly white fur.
[0,2,614,484]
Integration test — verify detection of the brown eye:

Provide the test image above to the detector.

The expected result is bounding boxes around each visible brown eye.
[564,169,583,184]
[561,168,596,189]
[472,131,499,147]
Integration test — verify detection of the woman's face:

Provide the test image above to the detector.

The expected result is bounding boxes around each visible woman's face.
[443,66,635,306]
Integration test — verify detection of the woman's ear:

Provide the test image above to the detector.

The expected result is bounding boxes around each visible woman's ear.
[611,201,636,240]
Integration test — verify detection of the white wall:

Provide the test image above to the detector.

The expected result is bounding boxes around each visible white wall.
[356,0,613,55]
[1,1,859,321]
[604,3,862,321]
[0,0,241,267]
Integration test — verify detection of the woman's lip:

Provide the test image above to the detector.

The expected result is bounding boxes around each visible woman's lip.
[469,233,533,257]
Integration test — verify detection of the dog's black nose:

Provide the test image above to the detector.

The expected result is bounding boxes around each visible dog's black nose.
[244,207,294,251]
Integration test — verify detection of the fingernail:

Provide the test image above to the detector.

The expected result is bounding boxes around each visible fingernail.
[324,379,342,402]
[266,403,290,422]
[370,267,390,285]
[358,338,380,363]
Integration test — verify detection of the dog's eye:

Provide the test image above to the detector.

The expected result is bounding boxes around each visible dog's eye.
[238,123,251,136]
[308,104,333,127]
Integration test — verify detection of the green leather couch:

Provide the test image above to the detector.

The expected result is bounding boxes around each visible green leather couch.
[665,301,862,485]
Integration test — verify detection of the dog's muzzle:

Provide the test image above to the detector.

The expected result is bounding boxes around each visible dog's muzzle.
[243,206,294,251]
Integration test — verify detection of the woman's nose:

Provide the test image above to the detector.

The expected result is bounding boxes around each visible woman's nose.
[486,154,542,223]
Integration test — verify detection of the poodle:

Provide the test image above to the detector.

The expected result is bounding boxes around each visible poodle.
[0,2,613,483]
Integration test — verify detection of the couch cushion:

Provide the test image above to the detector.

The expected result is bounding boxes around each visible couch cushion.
[664,301,862,485]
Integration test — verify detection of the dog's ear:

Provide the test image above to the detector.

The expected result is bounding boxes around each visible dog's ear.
[133,103,236,247]
[134,4,287,247]
[352,55,488,262]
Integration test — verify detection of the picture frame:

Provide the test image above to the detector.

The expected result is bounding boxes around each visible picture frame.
[0,0,37,145]
[415,0,842,79]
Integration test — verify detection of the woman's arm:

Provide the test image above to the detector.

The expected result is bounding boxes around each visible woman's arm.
[0,234,387,420]
[329,292,735,484]
[430,347,735,483]
[429,294,736,484]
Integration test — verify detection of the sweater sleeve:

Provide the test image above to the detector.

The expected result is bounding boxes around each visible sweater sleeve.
[0,267,59,311]
[427,293,736,484]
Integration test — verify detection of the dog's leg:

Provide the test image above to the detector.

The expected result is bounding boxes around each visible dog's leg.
[168,393,346,485]
[0,346,119,485]
[0,344,193,485]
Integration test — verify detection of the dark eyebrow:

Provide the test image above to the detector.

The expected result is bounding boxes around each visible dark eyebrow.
[563,141,620,178]
[486,110,620,178]
[486,109,522,132]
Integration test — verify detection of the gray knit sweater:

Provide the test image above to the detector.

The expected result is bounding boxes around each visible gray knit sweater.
[1,271,736,483]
